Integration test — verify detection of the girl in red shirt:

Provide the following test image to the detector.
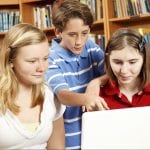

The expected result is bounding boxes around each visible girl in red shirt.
[100,28,150,109]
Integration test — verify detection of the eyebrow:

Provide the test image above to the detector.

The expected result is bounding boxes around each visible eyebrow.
[67,29,90,33]
[112,58,139,61]
[26,53,49,59]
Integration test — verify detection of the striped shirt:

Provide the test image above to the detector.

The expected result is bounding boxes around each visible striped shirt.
[45,38,104,149]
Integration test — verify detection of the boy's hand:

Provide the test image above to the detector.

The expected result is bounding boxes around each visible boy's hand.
[82,94,109,112]
[83,75,109,112]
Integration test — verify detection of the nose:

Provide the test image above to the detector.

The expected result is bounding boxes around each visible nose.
[75,35,82,45]
[120,64,129,74]
[36,61,47,72]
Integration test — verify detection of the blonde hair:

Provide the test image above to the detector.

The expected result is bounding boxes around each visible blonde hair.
[0,23,48,114]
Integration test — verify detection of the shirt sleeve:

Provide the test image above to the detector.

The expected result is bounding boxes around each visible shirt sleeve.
[87,39,105,75]
[45,57,69,94]
[44,85,66,121]
[96,47,105,74]
[53,96,66,121]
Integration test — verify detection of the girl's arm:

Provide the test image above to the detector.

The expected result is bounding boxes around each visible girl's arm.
[47,116,65,149]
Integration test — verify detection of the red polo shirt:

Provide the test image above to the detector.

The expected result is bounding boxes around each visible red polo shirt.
[100,81,150,109]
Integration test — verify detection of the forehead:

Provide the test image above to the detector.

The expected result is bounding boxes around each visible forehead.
[17,41,49,58]
[63,18,89,32]
[109,47,143,60]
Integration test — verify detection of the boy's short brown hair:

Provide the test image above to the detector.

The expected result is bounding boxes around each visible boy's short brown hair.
[52,0,94,32]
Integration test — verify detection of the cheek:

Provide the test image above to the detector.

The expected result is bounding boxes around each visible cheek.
[61,37,74,48]
[15,66,30,75]
[110,63,119,73]
[132,61,143,74]
[133,65,143,75]
[13,62,33,74]
[65,40,75,50]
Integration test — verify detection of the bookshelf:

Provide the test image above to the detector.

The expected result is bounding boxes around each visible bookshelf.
[105,0,150,40]
[0,0,150,47]
[0,0,20,46]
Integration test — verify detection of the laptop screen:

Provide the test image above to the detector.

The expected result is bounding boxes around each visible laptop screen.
[81,106,150,149]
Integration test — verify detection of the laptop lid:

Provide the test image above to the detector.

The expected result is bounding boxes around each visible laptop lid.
[81,106,150,149]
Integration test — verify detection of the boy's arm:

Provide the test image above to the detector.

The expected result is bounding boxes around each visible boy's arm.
[46,57,109,111]
[86,74,109,95]
[57,89,109,111]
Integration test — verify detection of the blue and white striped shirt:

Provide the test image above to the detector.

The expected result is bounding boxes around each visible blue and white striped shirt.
[45,38,104,149]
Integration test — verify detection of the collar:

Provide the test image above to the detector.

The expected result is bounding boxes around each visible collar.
[103,80,120,96]
[103,81,150,96]
[51,38,88,62]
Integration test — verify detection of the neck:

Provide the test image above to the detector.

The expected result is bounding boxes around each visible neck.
[119,78,141,102]
[15,84,33,107]
[119,78,141,92]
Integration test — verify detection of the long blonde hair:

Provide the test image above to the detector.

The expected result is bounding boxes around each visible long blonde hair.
[0,23,48,114]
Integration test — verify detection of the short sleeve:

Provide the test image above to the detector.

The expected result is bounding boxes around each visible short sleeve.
[53,96,66,121]
[43,85,66,121]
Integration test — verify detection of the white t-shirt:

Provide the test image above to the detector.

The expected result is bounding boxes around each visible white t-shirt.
[0,85,65,149]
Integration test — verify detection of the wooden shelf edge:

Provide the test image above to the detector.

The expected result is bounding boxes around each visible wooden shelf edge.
[0,32,6,36]
[94,19,104,25]
[21,0,42,3]
[0,0,19,5]
[109,14,150,22]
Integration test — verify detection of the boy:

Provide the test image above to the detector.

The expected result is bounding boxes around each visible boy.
[45,0,108,149]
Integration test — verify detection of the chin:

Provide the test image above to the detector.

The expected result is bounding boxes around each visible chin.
[74,51,82,55]
[32,79,43,84]
[120,80,132,85]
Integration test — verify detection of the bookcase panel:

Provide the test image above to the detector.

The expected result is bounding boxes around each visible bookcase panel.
[0,0,19,5]
[106,0,150,40]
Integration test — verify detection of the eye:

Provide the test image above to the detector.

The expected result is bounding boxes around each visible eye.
[27,60,36,63]
[68,33,76,37]
[114,61,122,65]
[82,32,88,36]
[129,61,136,64]
[43,57,48,61]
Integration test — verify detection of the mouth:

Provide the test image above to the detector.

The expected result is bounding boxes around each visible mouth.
[120,76,130,80]
[33,75,43,78]
[74,47,82,51]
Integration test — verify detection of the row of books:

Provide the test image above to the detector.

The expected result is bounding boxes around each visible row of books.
[113,0,150,17]
[80,0,103,20]
[89,28,150,50]
[0,10,20,32]
[140,28,150,44]
[33,5,53,29]
[89,34,105,50]
[144,34,150,45]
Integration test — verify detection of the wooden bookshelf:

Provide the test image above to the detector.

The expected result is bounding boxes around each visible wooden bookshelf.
[0,0,19,5]
[0,0,150,47]
[105,0,150,41]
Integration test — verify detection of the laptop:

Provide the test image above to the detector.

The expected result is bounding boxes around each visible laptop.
[81,106,150,149]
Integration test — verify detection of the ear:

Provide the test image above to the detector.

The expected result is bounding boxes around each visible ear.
[54,28,62,38]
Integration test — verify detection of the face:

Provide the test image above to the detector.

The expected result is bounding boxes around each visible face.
[12,41,49,86]
[109,46,143,86]
[58,18,90,54]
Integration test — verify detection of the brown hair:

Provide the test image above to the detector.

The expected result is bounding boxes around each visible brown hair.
[52,0,94,32]
[105,28,150,88]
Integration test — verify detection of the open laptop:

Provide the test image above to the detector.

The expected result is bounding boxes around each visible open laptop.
[81,106,150,149]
